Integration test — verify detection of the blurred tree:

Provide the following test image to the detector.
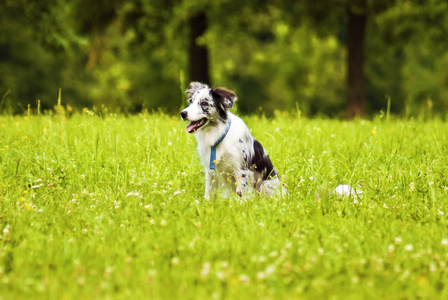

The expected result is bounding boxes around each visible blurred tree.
[276,0,384,117]
[189,12,210,83]
[0,0,89,112]
[1,0,448,117]
[346,7,367,118]
[376,0,448,117]
[277,0,448,117]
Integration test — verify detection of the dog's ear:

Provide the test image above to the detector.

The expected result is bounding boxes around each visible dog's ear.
[211,87,237,109]
[185,82,209,98]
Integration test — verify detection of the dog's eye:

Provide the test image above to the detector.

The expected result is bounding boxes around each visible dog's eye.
[188,98,193,104]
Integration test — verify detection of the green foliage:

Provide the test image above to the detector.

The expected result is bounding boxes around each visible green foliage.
[209,8,346,115]
[1,0,448,115]
[2,112,448,298]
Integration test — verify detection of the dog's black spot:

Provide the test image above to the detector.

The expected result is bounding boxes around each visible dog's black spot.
[250,139,277,181]
[201,104,210,115]
[239,139,243,143]
[211,97,227,121]
[241,149,249,168]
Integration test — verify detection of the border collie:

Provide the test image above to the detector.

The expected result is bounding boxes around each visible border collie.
[181,82,279,199]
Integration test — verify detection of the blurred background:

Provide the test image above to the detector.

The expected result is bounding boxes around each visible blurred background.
[1,0,448,117]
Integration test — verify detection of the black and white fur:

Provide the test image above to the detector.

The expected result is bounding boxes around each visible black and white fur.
[181,82,279,199]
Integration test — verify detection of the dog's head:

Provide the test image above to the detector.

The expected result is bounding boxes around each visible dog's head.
[180,82,237,133]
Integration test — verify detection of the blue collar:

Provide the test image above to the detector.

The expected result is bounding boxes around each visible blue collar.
[209,119,232,175]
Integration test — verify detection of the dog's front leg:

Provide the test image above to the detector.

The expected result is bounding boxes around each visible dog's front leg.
[204,171,211,200]
[204,170,219,200]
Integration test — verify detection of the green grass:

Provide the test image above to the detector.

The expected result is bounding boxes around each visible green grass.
[1,110,448,299]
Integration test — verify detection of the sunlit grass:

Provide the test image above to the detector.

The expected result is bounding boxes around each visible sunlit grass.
[1,111,448,299]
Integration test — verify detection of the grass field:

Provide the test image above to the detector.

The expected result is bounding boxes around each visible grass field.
[1,109,448,299]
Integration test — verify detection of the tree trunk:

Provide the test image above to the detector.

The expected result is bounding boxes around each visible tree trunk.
[189,12,210,84]
[346,9,367,118]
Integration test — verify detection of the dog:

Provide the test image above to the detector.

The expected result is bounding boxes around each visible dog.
[181,82,279,199]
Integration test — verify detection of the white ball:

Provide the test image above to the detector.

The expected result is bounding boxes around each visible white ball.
[334,184,362,197]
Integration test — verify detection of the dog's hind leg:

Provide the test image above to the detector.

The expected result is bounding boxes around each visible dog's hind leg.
[235,170,251,198]
[259,177,280,196]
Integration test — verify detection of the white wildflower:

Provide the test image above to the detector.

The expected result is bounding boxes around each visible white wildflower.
[430,263,437,272]
[171,257,179,266]
[265,265,276,276]
[126,191,141,197]
[256,272,266,280]
[404,244,413,252]
[441,238,448,246]
[200,262,211,278]
[239,274,249,285]
[3,225,10,236]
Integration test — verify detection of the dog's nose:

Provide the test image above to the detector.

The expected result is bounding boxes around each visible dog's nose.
[181,111,188,120]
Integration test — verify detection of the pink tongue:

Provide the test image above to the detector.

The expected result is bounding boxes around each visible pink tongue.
[186,119,205,133]
[186,123,196,133]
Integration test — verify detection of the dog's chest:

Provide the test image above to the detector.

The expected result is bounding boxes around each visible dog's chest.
[197,141,237,171]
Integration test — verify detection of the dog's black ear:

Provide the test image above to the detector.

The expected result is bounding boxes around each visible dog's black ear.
[185,82,209,98]
[211,87,237,109]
